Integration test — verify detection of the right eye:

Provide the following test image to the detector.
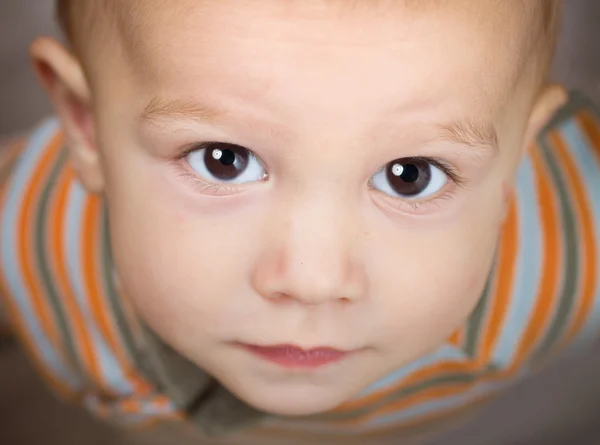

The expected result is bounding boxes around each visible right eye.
[186,142,267,184]
[370,157,449,200]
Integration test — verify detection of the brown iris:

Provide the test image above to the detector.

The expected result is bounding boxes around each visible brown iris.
[385,158,432,196]
[203,143,250,181]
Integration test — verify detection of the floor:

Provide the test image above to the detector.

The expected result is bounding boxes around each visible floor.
[1,1,600,444]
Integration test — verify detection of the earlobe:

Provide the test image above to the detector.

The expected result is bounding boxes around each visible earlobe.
[29,38,105,193]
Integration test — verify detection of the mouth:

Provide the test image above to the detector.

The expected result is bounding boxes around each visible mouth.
[239,343,352,369]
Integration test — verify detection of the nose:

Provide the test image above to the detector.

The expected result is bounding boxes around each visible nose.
[251,198,367,306]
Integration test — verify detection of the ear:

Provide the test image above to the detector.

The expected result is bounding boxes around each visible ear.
[501,84,567,223]
[29,37,105,193]
[523,83,568,150]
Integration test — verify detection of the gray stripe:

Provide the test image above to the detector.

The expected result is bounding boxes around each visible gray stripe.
[34,148,87,379]
[305,364,497,423]
[531,128,580,362]
[0,119,80,385]
[464,271,495,357]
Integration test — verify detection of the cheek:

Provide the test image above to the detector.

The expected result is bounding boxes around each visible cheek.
[371,202,503,358]
[104,159,260,343]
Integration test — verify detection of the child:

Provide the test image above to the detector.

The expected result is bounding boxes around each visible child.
[1,0,599,443]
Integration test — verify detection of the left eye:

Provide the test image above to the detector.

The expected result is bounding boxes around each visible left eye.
[370,158,448,199]
[186,142,267,184]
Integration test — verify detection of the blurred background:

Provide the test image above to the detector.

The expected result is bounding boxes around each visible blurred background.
[0,0,599,444]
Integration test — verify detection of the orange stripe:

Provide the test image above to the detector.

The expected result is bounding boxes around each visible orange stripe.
[362,392,492,437]
[152,395,173,409]
[80,195,151,394]
[0,278,74,398]
[257,394,495,440]
[336,361,516,427]
[509,143,562,368]
[551,130,597,342]
[1,308,74,399]
[81,194,139,391]
[335,381,483,426]
[334,363,507,427]
[4,132,73,397]
[578,110,600,159]
[48,165,99,385]
[120,399,142,414]
[447,327,463,348]
[334,358,480,413]
[17,132,65,357]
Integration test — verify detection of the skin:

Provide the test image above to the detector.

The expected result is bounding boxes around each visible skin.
[31,0,566,419]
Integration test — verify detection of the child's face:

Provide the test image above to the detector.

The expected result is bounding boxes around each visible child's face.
[56,1,558,415]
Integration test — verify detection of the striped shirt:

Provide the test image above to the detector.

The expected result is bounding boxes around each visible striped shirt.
[0,91,598,442]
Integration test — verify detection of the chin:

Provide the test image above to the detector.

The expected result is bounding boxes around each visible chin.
[223,380,350,417]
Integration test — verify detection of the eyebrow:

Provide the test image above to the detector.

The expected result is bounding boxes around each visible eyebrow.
[140,97,227,125]
[437,119,499,151]
[142,97,500,151]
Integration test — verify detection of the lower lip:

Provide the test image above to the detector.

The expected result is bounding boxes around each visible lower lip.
[242,344,349,369]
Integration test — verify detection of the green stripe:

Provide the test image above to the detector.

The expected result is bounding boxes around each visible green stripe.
[531,132,580,362]
[464,273,494,357]
[100,209,158,383]
[34,148,86,380]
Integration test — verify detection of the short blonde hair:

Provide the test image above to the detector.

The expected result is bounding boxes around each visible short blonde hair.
[56,0,563,80]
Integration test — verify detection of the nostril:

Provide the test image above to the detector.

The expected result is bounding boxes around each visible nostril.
[268,292,290,302]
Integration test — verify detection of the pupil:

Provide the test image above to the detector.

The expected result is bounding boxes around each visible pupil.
[385,158,431,197]
[401,164,419,183]
[220,149,235,166]
[204,143,250,181]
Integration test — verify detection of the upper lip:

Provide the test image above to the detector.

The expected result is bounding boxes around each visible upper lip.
[240,343,352,352]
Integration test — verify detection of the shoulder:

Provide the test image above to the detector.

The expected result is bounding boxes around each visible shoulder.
[0,118,66,246]
[514,91,600,356]
[0,118,65,200]
[533,91,600,268]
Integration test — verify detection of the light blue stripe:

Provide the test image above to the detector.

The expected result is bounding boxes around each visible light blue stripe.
[83,395,176,422]
[0,119,81,388]
[560,120,600,345]
[356,345,469,397]
[64,180,133,394]
[491,155,543,366]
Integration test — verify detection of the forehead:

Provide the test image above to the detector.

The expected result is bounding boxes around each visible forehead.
[110,0,532,121]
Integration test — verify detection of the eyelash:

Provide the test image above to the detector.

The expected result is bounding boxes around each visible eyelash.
[173,143,251,196]
[371,156,466,214]
[173,144,468,211]
[175,168,243,196]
